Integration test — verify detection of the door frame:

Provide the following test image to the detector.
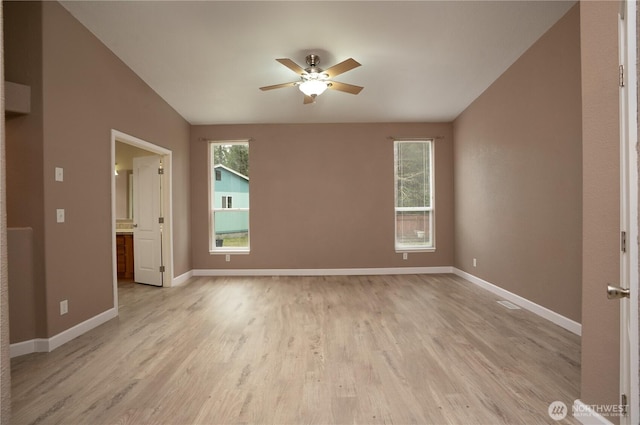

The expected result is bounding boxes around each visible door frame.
[110,130,174,305]
[620,1,639,423]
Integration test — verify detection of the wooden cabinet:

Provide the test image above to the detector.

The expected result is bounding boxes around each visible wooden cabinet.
[116,234,134,279]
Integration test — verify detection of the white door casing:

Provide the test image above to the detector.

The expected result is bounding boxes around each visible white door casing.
[111,129,174,313]
[133,155,163,287]
[618,2,639,424]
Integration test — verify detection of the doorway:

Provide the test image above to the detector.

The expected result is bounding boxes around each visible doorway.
[111,130,174,310]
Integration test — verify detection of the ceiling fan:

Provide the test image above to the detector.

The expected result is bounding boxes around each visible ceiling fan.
[259,54,363,104]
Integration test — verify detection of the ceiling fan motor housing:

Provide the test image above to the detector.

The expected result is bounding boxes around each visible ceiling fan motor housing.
[305,54,324,75]
[306,54,320,67]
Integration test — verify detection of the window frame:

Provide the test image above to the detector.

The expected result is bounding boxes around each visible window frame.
[393,139,435,252]
[221,196,233,209]
[208,140,250,254]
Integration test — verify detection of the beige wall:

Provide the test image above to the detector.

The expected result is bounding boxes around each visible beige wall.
[5,1,47,342]
[7,229,36,343]
[453,5,582,322]
[1,1,11,421]
[4,1,192,340]
[190,123,454,270]
[580,0,621,414]
[40,1,191,335]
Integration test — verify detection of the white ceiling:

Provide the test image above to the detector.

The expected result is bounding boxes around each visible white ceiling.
[60,1,576,125]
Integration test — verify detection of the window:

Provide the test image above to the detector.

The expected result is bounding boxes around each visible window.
[209,141,249,252]
[221,196,232,209]
[394,140,434,250]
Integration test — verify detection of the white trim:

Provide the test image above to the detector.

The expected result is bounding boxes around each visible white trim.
[453,268,581,335]
[395,248,436,253]
[573,400,615,425]
[110,139,118,314]
[208,141,251,253]
[10,307,117,358]
[393,139,436,251]
[48,308,117,351]
[172,270,193,287]
[193,267,454,277]
[9,339,48,358]
[112,130,172,156]
[622,1,639,421]
[210,250,251,255]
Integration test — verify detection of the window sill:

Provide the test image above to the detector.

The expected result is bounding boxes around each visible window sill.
[210,249,250,255]
[395,247,436,253]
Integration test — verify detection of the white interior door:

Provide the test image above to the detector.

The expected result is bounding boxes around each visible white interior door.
[616,2,638,423]
[133,155,163,287]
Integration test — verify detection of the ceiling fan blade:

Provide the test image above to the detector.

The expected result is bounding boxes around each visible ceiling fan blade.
[276,58,306,75]
[259,82,297,91]
[303,95,315,104]
[328,81,364,95]
[324,58,361,78]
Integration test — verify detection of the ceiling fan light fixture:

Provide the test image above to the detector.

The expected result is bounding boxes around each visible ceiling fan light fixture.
[299,79,328,97]
[260,55,362,103]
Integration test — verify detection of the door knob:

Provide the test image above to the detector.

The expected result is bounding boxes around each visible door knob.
[607,284,630,299]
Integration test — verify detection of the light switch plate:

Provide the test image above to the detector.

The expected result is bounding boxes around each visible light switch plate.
[56,209,65,223]
[55,167,63,182]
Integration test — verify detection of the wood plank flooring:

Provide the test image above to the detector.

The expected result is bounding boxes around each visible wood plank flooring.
[11,274,580,424]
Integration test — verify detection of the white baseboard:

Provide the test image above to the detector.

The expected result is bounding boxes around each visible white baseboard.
[172,270,193,287]
[453,268,582,336]
[573,400,615,425]
[9,339,49,358]
[10,307,117,358]
[192,266,455,277]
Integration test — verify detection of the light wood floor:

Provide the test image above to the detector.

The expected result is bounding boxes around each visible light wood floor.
[11,274,580,424]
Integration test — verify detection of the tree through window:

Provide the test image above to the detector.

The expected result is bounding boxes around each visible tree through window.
[394,140,434,250]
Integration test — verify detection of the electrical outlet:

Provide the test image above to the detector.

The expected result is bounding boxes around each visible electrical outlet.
[225,254,230,262]
[473,258,477,267]
[60,300,68,315]
[402,252,408,260]
[56,209,65,223]
[55,167,64,182]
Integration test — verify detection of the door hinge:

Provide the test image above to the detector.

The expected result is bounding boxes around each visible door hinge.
[621,231,627,253]
[621,393,628,416]
[620,64,625,87]
[158,167,164,175]
[158,217,164,224]
[159,265,165,273]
